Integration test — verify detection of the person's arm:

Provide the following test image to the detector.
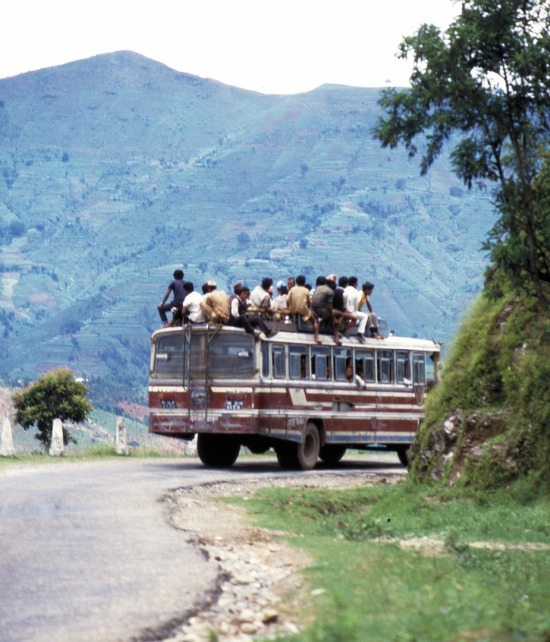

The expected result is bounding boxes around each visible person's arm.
[230,298,239,318]
[158,287,171,309]
[355,374,367,389]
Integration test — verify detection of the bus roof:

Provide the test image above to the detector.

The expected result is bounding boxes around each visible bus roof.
[151,324,441,353]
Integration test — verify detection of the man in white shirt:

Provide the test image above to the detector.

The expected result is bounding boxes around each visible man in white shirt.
[181,281,206,323]
[343,276,369,341]
[250,277,273,313]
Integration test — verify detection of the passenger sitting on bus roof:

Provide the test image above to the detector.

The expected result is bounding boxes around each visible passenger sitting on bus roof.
[181,281,206,324]
[228,282,243,309]
[157,269,185,327]
[250,278,273,315]
[346,366,367,389]
[287,277,296,291]
[200,280,230,324]
[282,274,322,344]
[311,276,342,345]
[332,276,358,334]
[360,281,384,339]
[230,285,276,337]
[344,276,369,343]
[271,282,288,313]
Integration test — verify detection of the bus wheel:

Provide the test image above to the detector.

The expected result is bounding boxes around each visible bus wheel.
[319,444,347,465]
[296,422,320,470]
[397,447,410,467]
[197,434,240,467]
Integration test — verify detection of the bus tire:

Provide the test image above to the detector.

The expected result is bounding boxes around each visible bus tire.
[319,444,347,465]
[197,434,240,468]
[296,422,320,470]
[397,446,409,467]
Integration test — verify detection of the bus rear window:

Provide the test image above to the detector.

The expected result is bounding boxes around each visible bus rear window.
[209,333,255,378]
[153,335,184,378]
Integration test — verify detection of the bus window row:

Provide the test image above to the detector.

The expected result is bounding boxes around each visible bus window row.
[263,343,430,386]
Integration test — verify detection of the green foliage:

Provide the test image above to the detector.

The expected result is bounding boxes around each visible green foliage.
[374,0,550,305]
[240,482,550,642]
[12,367,93,449]
[411,290,550,491]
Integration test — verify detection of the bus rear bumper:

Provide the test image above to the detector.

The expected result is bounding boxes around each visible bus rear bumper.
[148,411,262,436]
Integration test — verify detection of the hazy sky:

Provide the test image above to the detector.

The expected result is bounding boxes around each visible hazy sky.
[1,0,461,94]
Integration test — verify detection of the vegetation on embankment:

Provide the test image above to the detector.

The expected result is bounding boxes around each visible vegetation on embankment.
[410,290,550,492]
[238,480,550,642]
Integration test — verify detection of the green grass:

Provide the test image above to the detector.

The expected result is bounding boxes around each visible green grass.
[0,444,183,468]
[232,480,550,642]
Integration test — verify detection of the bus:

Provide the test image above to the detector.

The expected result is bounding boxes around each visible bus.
[148,319,441,470]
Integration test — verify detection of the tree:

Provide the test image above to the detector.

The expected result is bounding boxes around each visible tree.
[13,368,93,449]
[374,0,550,306]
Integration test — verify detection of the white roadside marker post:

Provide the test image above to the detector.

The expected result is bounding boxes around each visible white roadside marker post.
[49,418,64,457]
[115,417,130,456]
[0,416,15,457]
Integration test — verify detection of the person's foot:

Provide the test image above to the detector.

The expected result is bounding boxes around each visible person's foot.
[315,337,322,344]
[373,332,384,339]
[357,334,367,343]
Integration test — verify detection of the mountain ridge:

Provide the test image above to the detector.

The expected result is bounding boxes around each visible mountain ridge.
[0,51,495,408]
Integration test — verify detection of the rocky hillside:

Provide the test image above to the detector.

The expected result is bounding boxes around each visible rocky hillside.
[410,293,550,492]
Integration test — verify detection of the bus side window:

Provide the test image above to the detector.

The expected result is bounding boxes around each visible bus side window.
[272,345,286,379]
[334,348,351,381]
[311,346,330,380]
[289,346,308,379]
[396,351,411,384]
[413,352,426,384]
[355,350,375,382]
[377,350,394,383]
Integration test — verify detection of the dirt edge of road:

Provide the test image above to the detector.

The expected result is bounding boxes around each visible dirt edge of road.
[161,471,404,641]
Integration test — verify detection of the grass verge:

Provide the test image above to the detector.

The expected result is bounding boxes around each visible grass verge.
[0,444,183,468]
[234,480,550,642]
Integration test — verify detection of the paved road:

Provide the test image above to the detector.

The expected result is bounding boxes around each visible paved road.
[0,455,404,642]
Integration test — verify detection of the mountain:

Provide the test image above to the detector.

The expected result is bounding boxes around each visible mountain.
[0,51,495,410]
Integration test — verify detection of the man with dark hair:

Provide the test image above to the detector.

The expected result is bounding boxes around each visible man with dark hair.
[158,269,185,326]
[181,281,206,324]
[250,277,273,313]
[344,275,369,342]
[311,275,341,345]
[283,274,322,343]
[332,275,356,334]
[230,286,276,337]
[360,282,384,338]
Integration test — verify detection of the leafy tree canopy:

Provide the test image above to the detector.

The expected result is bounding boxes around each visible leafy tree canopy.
[374,0,550,305]
[13,367,92,449]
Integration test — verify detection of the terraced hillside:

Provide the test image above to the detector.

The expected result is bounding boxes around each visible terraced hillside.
[0,52,494,410]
